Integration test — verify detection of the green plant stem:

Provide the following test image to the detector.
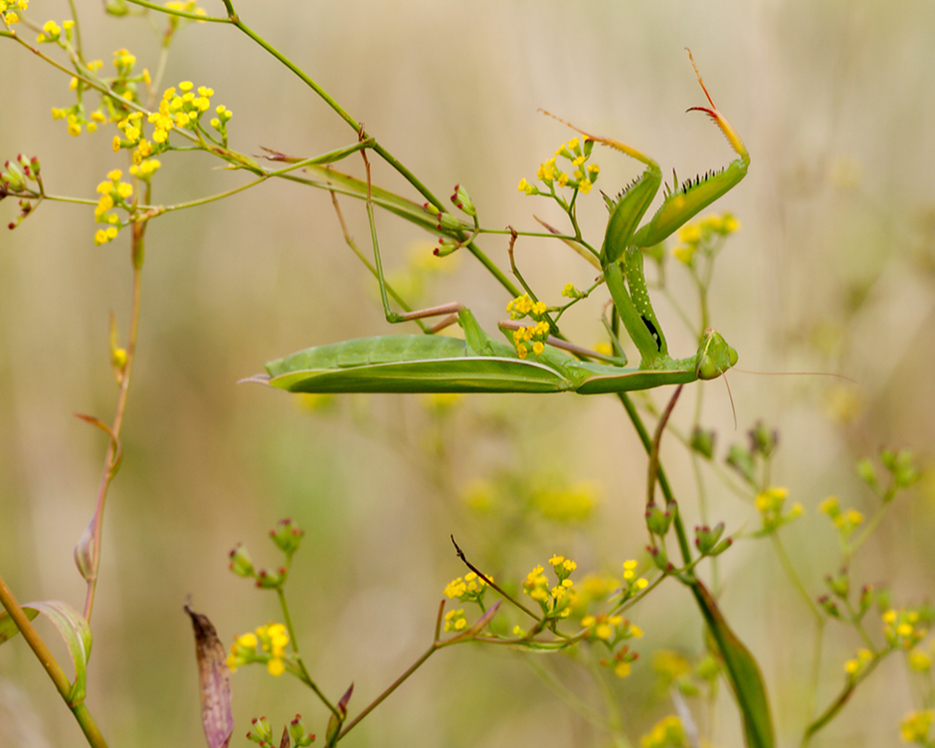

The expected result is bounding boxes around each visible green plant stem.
[0,574,109,748]
[622,390,692,564]
[800,653,885,747]
[276,587,340,720]
[769,535,821,622]
[846,501,889,559]
[338,643,439,740]
[83,233,144,621]
[220,8,522,300]
[125,0,230,23]
[66,0,82,55]
[522,655,610,731]
[618,391,774,748]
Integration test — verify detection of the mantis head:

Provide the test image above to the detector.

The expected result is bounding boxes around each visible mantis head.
[695,329,738,380]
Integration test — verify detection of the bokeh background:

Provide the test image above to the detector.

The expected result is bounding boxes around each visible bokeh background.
[1,1,934,746]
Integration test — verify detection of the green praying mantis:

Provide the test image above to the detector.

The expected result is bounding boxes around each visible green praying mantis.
[251,53,749,395]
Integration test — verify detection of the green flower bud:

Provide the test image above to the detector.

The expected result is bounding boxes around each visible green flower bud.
[228,543,255,578]
[855,457,877,487]
[725,444,756,487]
[690,427,715,459]
[648,543,669,572]
[433,238,461,257]
[255,567,286,589]
[749,421,779,457]
[270,518,304,556]
[288,715,315,747]
[248,716,273,744]
[450,183,476,217]
[645,500,672,536]
[884,449,920,489]
[817,595,841,619]
[694,522,727,555]
[825,569,850,599]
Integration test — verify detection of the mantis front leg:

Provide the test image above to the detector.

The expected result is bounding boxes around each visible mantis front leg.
[560,50,749,366]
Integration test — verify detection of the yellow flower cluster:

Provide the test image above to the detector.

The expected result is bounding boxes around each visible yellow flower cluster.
[227,622,290,676]
[129,158,161,180]
[0,0,28,25]
[522,557,577,618]
[113,80,217,167]
[908,648,932,673]
[672,212,740,264]
[818,495,864,539]
[93,169,132,245]
[621,559,650,597]
[581,613,623,641]
[113,47,136,74]
[523,564,550,603]
[640,715,686,748]
[754,485,803,534]
[600,645,637,678]
[51,105,94,137]
[150,80,213,144]
[443,609,467,633]
[900,709,934,744]
[443,571,488,603]
[518,136,600,196]
[883,608,928,649]
[506,294,550,359]
[843,647,874,678]
[507,293,546,318]
[36,18,72,44]
[532,481,598,522]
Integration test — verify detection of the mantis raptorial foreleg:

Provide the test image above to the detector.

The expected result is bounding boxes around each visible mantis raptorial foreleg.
[546,49,749,369]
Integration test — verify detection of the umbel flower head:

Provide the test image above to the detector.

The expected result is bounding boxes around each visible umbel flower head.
[228,622,290,676]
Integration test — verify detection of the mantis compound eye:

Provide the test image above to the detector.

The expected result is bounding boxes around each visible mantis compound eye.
[695,330,739,380]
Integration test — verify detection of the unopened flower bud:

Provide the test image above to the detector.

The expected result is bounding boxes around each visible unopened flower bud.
[690,427,715,459]
[248,716,273,744]
[450,184,476,217]
[645,500,671,536]
[695,522,728,556]
[270,518,304,556]
[228,543,255,578]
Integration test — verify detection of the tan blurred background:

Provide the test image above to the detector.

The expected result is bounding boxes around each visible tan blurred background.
[1,0,934,746]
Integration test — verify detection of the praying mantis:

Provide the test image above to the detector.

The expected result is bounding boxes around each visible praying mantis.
[251,53,749,395]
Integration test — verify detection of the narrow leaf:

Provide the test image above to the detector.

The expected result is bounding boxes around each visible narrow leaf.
[0,601,91,704]
[692,581,774,748]
[185,604,233,748]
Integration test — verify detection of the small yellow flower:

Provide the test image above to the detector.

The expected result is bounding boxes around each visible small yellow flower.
[678,224,701,244]
[900,710,934,743]
[444,609,468,633]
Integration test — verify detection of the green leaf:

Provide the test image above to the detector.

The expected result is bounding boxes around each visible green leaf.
[0,606,39,644]
[0,600,92,704]
[691,581,774,748]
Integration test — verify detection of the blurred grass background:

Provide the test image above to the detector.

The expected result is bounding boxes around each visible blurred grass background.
[1,0,934,746]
